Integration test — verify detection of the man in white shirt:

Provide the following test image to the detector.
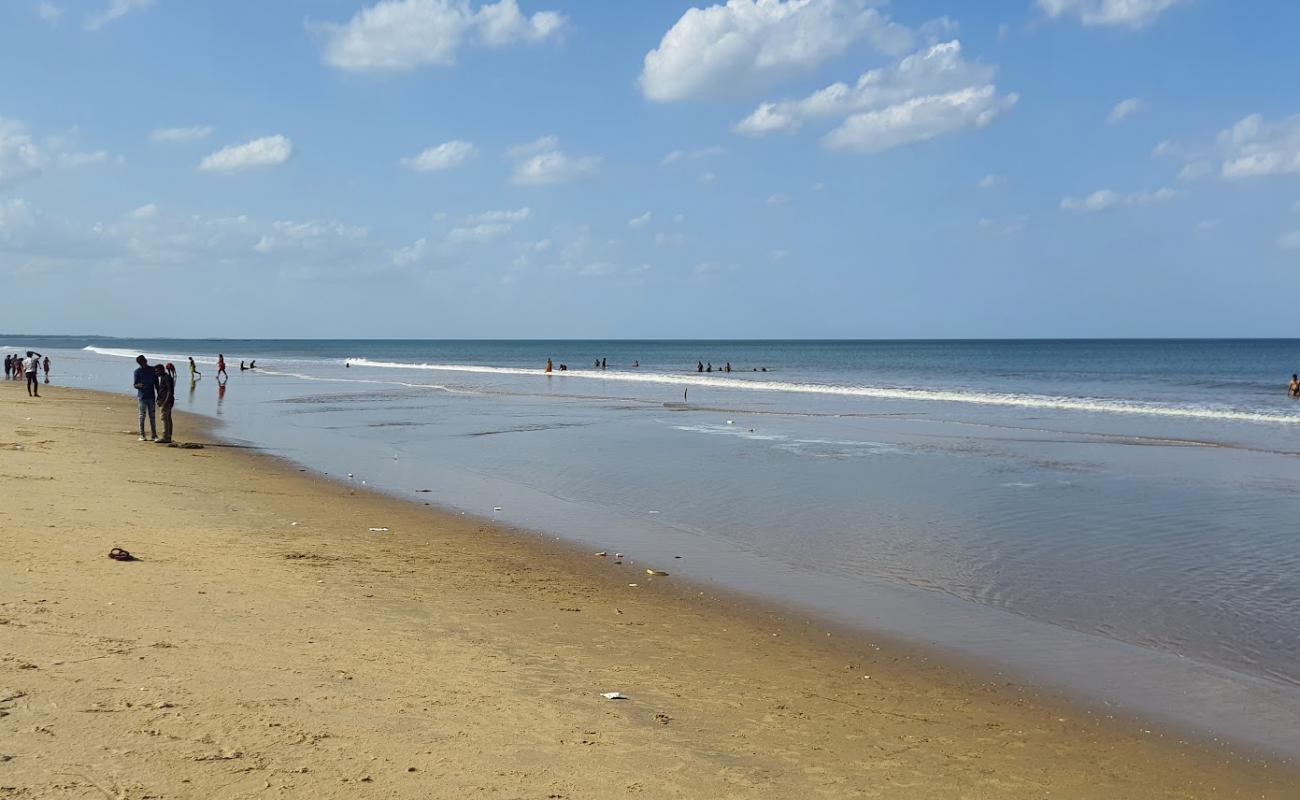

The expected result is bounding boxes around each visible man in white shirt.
[23,351,41,398]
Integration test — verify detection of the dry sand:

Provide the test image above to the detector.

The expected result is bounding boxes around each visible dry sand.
[0,382,1295,799]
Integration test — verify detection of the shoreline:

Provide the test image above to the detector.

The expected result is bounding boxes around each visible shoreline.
[2,381,1297,797]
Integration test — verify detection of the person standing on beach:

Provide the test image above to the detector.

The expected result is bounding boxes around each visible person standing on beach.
[154,363,175,443]
[42,356,50,384]
[23,351,41,397]
[217,354,228,381]
[134,355,158,441]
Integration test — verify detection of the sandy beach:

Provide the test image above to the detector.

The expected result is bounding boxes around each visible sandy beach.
[0,381,1295,799]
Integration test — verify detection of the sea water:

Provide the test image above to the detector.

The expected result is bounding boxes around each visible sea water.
[11,337,1300,755]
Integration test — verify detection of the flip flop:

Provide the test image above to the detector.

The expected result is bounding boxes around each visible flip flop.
[108,548,136,562]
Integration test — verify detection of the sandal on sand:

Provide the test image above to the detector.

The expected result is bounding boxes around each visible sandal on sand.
[108,548,136,562]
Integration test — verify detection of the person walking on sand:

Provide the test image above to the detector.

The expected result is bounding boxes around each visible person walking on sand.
[154,363,175,443]
[134,355,158,441]
[188,357,201,381]
[23,351,41,397]
[42,356,50,384]
[1290,374,1300,398]
[217,354,228,381]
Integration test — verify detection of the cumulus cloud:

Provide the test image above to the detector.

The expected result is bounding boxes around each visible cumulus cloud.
[661,145,727,165]
[198,135,294,173]
[35,2,62,23]
[0,118,47,189]
[254,220,368,253]
[316,0,565,73]
[150,126,214,143]
[400,140,477,172]
[0,117,121,188]
[979,173,1004,188]
[1218,113,1300,180]
[1278,230,1300,251]
[505,136,600,185]
[640,0,914,102]
[447,223,512,243]
[1108,97,1145,124]
[84,0,155,31]
[734,41,1017,154]
[766,193,790,205]
[464,207,530,224]
[1061,186,1175,211]
[1036,0,1187,28]
[628,211,653,228]
[391,237,429,266]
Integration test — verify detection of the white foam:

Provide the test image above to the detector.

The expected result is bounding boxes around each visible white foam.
[345,358,1300,426]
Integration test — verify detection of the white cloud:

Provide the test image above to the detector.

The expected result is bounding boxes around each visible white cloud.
[0,118,46,189]
[464,207,530,224]
[735,41,1017,154]
[640,0,913,103]
[476,0,564,46]
[150,126,214,143]
[1194,218,1219,232]
[1061,186,1175,212]
[448,223,512,243]
[1108,97,1145,124]
[198,135,294,173]
[56,150,113,168]
[505,136,600,185]
[316,0,565,73]
[254,220,368,253]
[979,173,1004,189]
[0,198,38,241]
[400,140,477,172]
[1218,113,1300,180]
[391,237,429,266]
[767,193,791,205]
[661,145,727,165]
[504,135,558,158]
[1061,189,1119,212]
[1279,230,1300,250]
[84,0,155,31]
[1036,0,1187,28]
[130,203,159,220]
[1152,139,1178,157]
[1178,160,1210,182]
[698,171,717,184]
[35,2,62,23]
[628,211,653,228]
[824,84,1018,154]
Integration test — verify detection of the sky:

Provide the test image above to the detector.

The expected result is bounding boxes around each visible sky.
[2,0,1299,339]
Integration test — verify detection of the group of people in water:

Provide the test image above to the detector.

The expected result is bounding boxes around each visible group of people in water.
[543,357,767,374]
[4,351,50,397]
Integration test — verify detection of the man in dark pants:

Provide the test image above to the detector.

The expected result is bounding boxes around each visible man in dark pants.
[23,351,41,397]
[133,355,158,441]
[154,363,175,443]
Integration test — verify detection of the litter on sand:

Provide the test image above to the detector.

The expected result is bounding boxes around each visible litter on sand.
[601,692,627,700]
[493,507,502,512]
[645,569,669,576]
[595,551,607,557]
[368,527,390,533]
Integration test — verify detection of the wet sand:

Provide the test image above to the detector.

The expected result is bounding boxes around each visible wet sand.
[0,381,1295,798]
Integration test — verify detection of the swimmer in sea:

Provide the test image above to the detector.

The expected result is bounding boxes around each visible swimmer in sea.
[1290,374,1300,398]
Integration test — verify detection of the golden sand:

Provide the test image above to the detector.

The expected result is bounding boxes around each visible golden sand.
[0,382,1294,798]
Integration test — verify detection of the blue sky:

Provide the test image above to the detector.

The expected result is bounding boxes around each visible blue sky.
[2,0,1299,338]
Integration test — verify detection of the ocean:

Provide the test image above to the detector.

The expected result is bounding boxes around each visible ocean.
[10,337,1300,755]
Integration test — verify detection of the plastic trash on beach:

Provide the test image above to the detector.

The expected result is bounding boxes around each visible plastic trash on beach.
[646,569,669,576]
[368,527,390,533]
[601,692,627,700]
[493,507,502,512]
[595,551,607,557]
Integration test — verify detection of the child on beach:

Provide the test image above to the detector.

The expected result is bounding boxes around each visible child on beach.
[42,356,50,383]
